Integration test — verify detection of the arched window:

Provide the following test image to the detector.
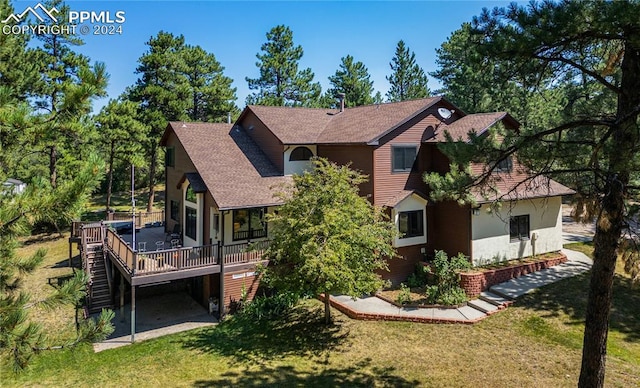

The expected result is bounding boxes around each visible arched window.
[289,146,314,161]
[185,184,196,203]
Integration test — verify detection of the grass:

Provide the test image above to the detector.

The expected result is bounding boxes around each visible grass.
[2,240,639,387]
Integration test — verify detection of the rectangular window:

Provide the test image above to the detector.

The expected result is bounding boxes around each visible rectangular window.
[170,200,180,221]
[392,146,417,172]
[166,147,175,168]
[510,215,530,241]
[398,210,424,239]
[233,208,267,241]
[185,206,197,240]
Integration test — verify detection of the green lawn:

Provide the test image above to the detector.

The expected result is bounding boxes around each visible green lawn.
[3,241,639,387]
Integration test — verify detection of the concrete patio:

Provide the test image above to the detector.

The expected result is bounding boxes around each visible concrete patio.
[93,291,217,352]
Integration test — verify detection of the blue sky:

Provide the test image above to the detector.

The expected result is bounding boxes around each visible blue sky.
[13,1,520,111]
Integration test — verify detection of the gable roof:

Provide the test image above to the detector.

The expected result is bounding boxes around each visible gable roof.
[163,122,290,210]
[425,112,516,143]
[240,97,443,145]
[318,97,442,144]
[470,162,575,203]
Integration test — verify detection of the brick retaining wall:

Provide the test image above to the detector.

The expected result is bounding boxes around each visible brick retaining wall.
[459,252,568,297]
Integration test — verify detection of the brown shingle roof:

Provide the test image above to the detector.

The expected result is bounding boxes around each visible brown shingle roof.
[318,97,442,144]
[243,97,442,145]
[167,122,290,210]
[470,162,575,203]
[425,112,512,143]
[245,105,334,144]
[383,189,428,207]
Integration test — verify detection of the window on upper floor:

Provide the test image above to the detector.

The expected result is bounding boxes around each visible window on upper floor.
[290,146,314,161]
[510,214,529,241]
[398,210,424,239]
[392,145,417,172]
[495,156,513,173]
[166,147,175,167]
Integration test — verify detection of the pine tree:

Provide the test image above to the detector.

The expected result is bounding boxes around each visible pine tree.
[246,25,321,106]
[28,0,108,188]
[426,2,640,386]
[327,55,376,107]
[182,45,239,122]
[386,40,430,102]
[96,99,148,213]
[128,31,190,212]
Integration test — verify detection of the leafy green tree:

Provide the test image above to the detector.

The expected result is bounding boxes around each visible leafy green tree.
[246,25,321,106]
[386,40,430,101]
[263,158,397,324]
[426,2,640,386]
[128,31,190,212]
[181,45,239,122]
[327,55,376,108]
[28,0,108,188]
[96,99,148,213]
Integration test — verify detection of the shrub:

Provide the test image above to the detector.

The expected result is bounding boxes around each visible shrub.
[424,250,472,305]
[406,263,430,288]
[239,291,300,321]
[395,283,412,305]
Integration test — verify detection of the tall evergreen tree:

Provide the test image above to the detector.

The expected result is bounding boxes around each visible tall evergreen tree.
[181,45,239,122]
[327,55,376,107]
[0,0,39,100]
[426,2,640,386]
[246,25,321,106]
[386,40,430,102]
[96,99,148,213]
[28,0,108,188]
[128,31,190,212]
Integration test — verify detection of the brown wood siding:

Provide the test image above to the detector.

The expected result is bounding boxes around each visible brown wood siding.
[432,201,471,258]
[222,266,262,313]
[164,132,197,232]
[373,107,443,206]
[238,111,284,172]
[377,245,424,287]
[317,145,374,199]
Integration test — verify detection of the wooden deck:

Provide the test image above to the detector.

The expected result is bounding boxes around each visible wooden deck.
[80,224,269,286]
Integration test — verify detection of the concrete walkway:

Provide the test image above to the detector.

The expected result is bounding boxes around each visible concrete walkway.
[330,248,592,324]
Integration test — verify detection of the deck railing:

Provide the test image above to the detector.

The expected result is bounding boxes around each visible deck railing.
[223,240,269,265]
[97,228,268,277]
[106,228,136,271]
[107,210,165,228]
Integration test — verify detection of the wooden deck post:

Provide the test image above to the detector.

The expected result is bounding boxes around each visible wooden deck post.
[119,274,125,319]
[131,284,136,343]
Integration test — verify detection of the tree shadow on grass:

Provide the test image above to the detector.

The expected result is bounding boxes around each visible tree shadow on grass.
[192,358,418,387]
[518,271,640,342]
[181,303,351,365]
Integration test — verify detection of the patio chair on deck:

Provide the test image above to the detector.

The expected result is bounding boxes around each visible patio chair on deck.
[166,223,181,242]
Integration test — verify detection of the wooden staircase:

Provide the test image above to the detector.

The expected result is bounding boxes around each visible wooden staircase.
[84,242,113,314]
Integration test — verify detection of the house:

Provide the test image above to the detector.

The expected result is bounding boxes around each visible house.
[2,178,26,195]
[159,96,573,311]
